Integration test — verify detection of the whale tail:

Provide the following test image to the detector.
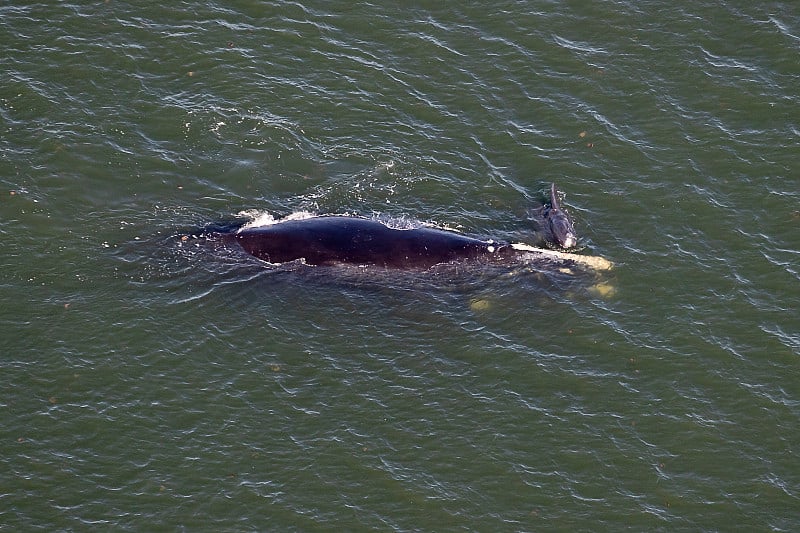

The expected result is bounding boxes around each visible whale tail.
[545,183,578,249]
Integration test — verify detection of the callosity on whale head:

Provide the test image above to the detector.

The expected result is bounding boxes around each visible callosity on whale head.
[547,183,578,249]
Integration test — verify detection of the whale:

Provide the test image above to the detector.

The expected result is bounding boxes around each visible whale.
[543,183,577,249]
[230,184,611,271]
[235,215,506,268]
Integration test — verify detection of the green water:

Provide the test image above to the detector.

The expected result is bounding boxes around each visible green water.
[2,1,799,530]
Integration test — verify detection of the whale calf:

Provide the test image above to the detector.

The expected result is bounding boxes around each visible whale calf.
[542,183,577,249]
[230,184,611,271]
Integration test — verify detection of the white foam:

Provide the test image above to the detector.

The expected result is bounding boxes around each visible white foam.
[284,211,317,221]
[373,214,424,230]
[237,211,276,229]
[237,210,322,230]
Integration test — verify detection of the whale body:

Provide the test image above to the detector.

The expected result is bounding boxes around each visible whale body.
[227,184,611,271]
[544,183,577,249]
[235,215,514,268]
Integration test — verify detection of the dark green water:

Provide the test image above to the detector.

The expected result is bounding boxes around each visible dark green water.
[2,1,799,530]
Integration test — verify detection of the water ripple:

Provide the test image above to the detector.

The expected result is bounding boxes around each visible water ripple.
[3,1,800,530]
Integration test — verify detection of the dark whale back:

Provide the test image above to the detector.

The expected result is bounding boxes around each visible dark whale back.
[235,216,503,268]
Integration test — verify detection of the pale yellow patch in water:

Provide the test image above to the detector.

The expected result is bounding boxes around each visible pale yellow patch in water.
[589,282,617,299]
[470,298,492,312]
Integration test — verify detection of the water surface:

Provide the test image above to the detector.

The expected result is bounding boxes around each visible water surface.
[2,1,799,530]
